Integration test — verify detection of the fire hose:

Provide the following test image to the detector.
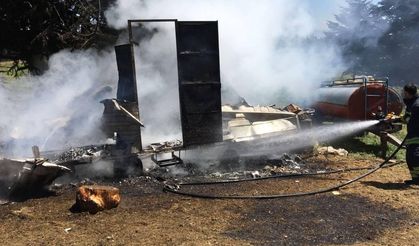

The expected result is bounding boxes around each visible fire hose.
[163,136,406,199]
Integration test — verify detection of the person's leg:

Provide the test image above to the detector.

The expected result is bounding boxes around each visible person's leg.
[405,144,419,184]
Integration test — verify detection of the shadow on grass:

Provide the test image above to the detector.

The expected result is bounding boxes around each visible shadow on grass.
[361,181,409,190]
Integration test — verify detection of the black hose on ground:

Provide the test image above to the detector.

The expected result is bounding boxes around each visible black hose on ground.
[179,160,404,186]
[163,137,406,199]
[178,165,400,186]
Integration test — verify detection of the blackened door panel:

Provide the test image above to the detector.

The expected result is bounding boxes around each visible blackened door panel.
[176,21,223,146]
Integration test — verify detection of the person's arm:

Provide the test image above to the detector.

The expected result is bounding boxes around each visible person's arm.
[401,108,411,123]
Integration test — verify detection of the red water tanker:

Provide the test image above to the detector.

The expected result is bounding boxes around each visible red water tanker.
[313,76,403,121]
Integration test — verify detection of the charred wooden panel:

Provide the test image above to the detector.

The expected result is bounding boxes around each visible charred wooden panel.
[176,21,223,146]
[112,44,142,151]
[101,100,142,151]
[115,44,138,102]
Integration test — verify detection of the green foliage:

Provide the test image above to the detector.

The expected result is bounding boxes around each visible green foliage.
[0,0,118,75]
[329,128,407,160]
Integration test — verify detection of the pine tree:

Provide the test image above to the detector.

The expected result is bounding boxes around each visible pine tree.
[326,0,388,76]
[375,0,419,82]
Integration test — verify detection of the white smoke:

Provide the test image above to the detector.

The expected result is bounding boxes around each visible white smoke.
[129,24,183,144]
[0,0,381,157]
[184,120,379,165]
[0,49,117,157]
[105,0,347,106]
[327,0,390,52]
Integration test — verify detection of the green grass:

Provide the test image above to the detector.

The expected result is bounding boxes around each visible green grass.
[326,126,407,160]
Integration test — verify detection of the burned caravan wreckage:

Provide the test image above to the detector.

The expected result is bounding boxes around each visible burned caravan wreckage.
[100,19,314,171]
[0,20,314,201]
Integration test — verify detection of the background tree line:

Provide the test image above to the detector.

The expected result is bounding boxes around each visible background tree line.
[327,0,419,84]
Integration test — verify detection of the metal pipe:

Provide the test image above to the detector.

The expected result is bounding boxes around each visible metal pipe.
[364,76,368,121]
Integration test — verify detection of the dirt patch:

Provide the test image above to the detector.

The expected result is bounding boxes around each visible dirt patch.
[0,155,418,245]
[224,194,411,245]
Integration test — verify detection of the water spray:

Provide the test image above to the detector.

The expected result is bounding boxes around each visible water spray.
[254,120,380,155]
[164,119,406,199]
[184,120,381,165]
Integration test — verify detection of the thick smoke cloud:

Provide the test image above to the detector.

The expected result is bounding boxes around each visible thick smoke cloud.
[127,24,183,144]
[105,0,347,105]
[1,0,388,157]
[0,50,117,157]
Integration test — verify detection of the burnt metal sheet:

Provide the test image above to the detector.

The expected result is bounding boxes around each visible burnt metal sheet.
[115,44,138,102]
[113,44,142,151]
[176,21,223,146]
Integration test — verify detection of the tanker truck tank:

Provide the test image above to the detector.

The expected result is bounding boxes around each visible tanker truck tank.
[312,76,403,121]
